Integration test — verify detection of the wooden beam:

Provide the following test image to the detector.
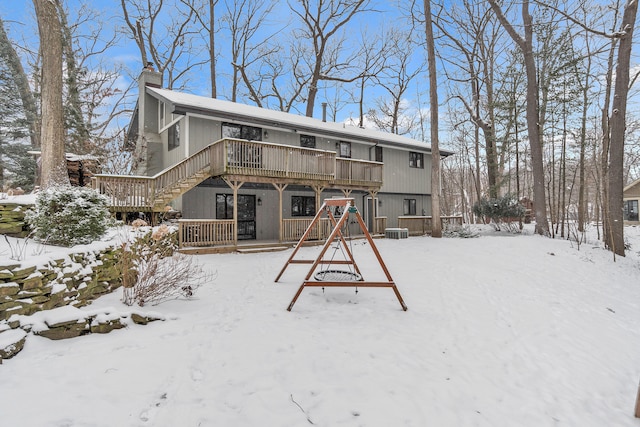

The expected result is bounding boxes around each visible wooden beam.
[223,178,244,246]
[273,183,288,243]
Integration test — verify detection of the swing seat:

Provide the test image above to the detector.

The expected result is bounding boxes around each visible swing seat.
[314,269,362,282]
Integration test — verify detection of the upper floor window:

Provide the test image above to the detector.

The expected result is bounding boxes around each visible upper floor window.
[409,151,423,168]
[292,196,316,217]
[374,146,383,162]
[168,122,180,150]
[339,141,351,158]
[300,134,316,149]
[222,123,262,141]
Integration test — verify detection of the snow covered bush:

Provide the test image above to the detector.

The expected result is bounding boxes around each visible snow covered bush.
[120,225,212,306]
[472,194,526,232]
[443,226,479,238]
[25,186,111,246]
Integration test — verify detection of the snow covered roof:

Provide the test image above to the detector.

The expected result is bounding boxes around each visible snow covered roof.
[147,87,453,156]
[624,177,640,194]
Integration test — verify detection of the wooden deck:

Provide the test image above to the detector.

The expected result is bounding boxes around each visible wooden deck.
[93,138,383,213]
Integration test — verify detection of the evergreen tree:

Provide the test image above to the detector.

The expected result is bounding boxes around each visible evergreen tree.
[0,53,35,191]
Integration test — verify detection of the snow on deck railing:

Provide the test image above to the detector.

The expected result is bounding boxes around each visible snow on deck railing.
[95,138,383,211]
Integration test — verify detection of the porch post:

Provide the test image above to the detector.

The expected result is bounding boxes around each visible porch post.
[224,178,244,246]
[273,183,288,243]
[312,184,325,240]
[368,189,379,234]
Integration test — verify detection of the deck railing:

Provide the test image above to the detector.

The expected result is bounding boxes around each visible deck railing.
[335,158,383,186]
[282,218,331,242]
[219,139,336,181]
[156,144,212,193]
[398,215,464,235]
[95,138,382,212]
[94,142,215,211]
[178,219,235,248]
[93,175,153,210]
[374,216,387,235]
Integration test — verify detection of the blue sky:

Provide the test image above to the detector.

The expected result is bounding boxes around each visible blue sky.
[0,1,431,128]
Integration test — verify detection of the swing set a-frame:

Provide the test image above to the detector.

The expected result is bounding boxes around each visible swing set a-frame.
[275,198,408,312]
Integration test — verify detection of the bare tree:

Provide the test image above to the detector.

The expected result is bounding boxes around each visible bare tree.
[423,0,441,238]
[222,0,277,103]
[607,0,638,256]
[488,0,550,236]
[120,0,206,89]
[352,28,388,127]
[367,27,424,135]
[190,0,219,98]
[289,0,372,117]
[438,2,503,199]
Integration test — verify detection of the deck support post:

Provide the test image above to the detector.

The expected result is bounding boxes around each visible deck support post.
[311,184,325,239]
[223,178,244,247]
[367,189,379,234]
[273,183,288,243]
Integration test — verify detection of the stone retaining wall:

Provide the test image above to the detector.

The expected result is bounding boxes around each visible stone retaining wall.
[0,202,31,237]
[0,245,133,362]
[0,248,122,322]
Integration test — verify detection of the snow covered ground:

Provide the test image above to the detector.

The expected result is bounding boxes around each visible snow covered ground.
[2,223,640,427]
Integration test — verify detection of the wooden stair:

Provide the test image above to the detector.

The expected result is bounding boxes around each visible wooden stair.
[152,169,211,210]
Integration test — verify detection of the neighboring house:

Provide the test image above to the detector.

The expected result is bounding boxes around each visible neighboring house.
[94,69,453,245]
[624,178,640,224]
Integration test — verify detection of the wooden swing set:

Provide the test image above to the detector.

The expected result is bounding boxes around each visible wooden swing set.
[275,198,408,311]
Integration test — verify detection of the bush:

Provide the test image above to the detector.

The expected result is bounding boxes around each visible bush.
[120,225,212,306]
[26,186,111,246]
[472,194,526,232]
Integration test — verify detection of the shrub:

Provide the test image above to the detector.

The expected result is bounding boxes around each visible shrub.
[443,226,479,238]
[25,186,111,246]
[120,225,212,306]
[472,194,526,232]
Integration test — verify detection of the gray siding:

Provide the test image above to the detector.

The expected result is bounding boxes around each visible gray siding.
[376,193,431,228]
[379,147,431,194]
[188,117,220,153]
[154,111,437,235]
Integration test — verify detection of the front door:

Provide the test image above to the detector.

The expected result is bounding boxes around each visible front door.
[216,194,257,240]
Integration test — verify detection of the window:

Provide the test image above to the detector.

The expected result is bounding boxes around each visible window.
[403,199,416,215]
[216,194,234,219]
[292,196,316,217]
[624,200,639,221]
[168,122,180,150]
[300,134,316,148]
[409,151,423,168]
[222,123,262,141]
[339,141,351,158]
[223,123,263,167]
[374,146,383,162]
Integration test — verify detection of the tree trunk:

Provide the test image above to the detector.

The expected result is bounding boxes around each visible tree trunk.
[33,0,69,189]
[210,0,217,98]
[607,0,638,257]
[424,0,441,238]
[578,43,592,232]
[488,0,549,235]
[601,39,616,247]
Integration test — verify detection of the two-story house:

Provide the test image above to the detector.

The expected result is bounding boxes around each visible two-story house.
[94,69,453,247]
